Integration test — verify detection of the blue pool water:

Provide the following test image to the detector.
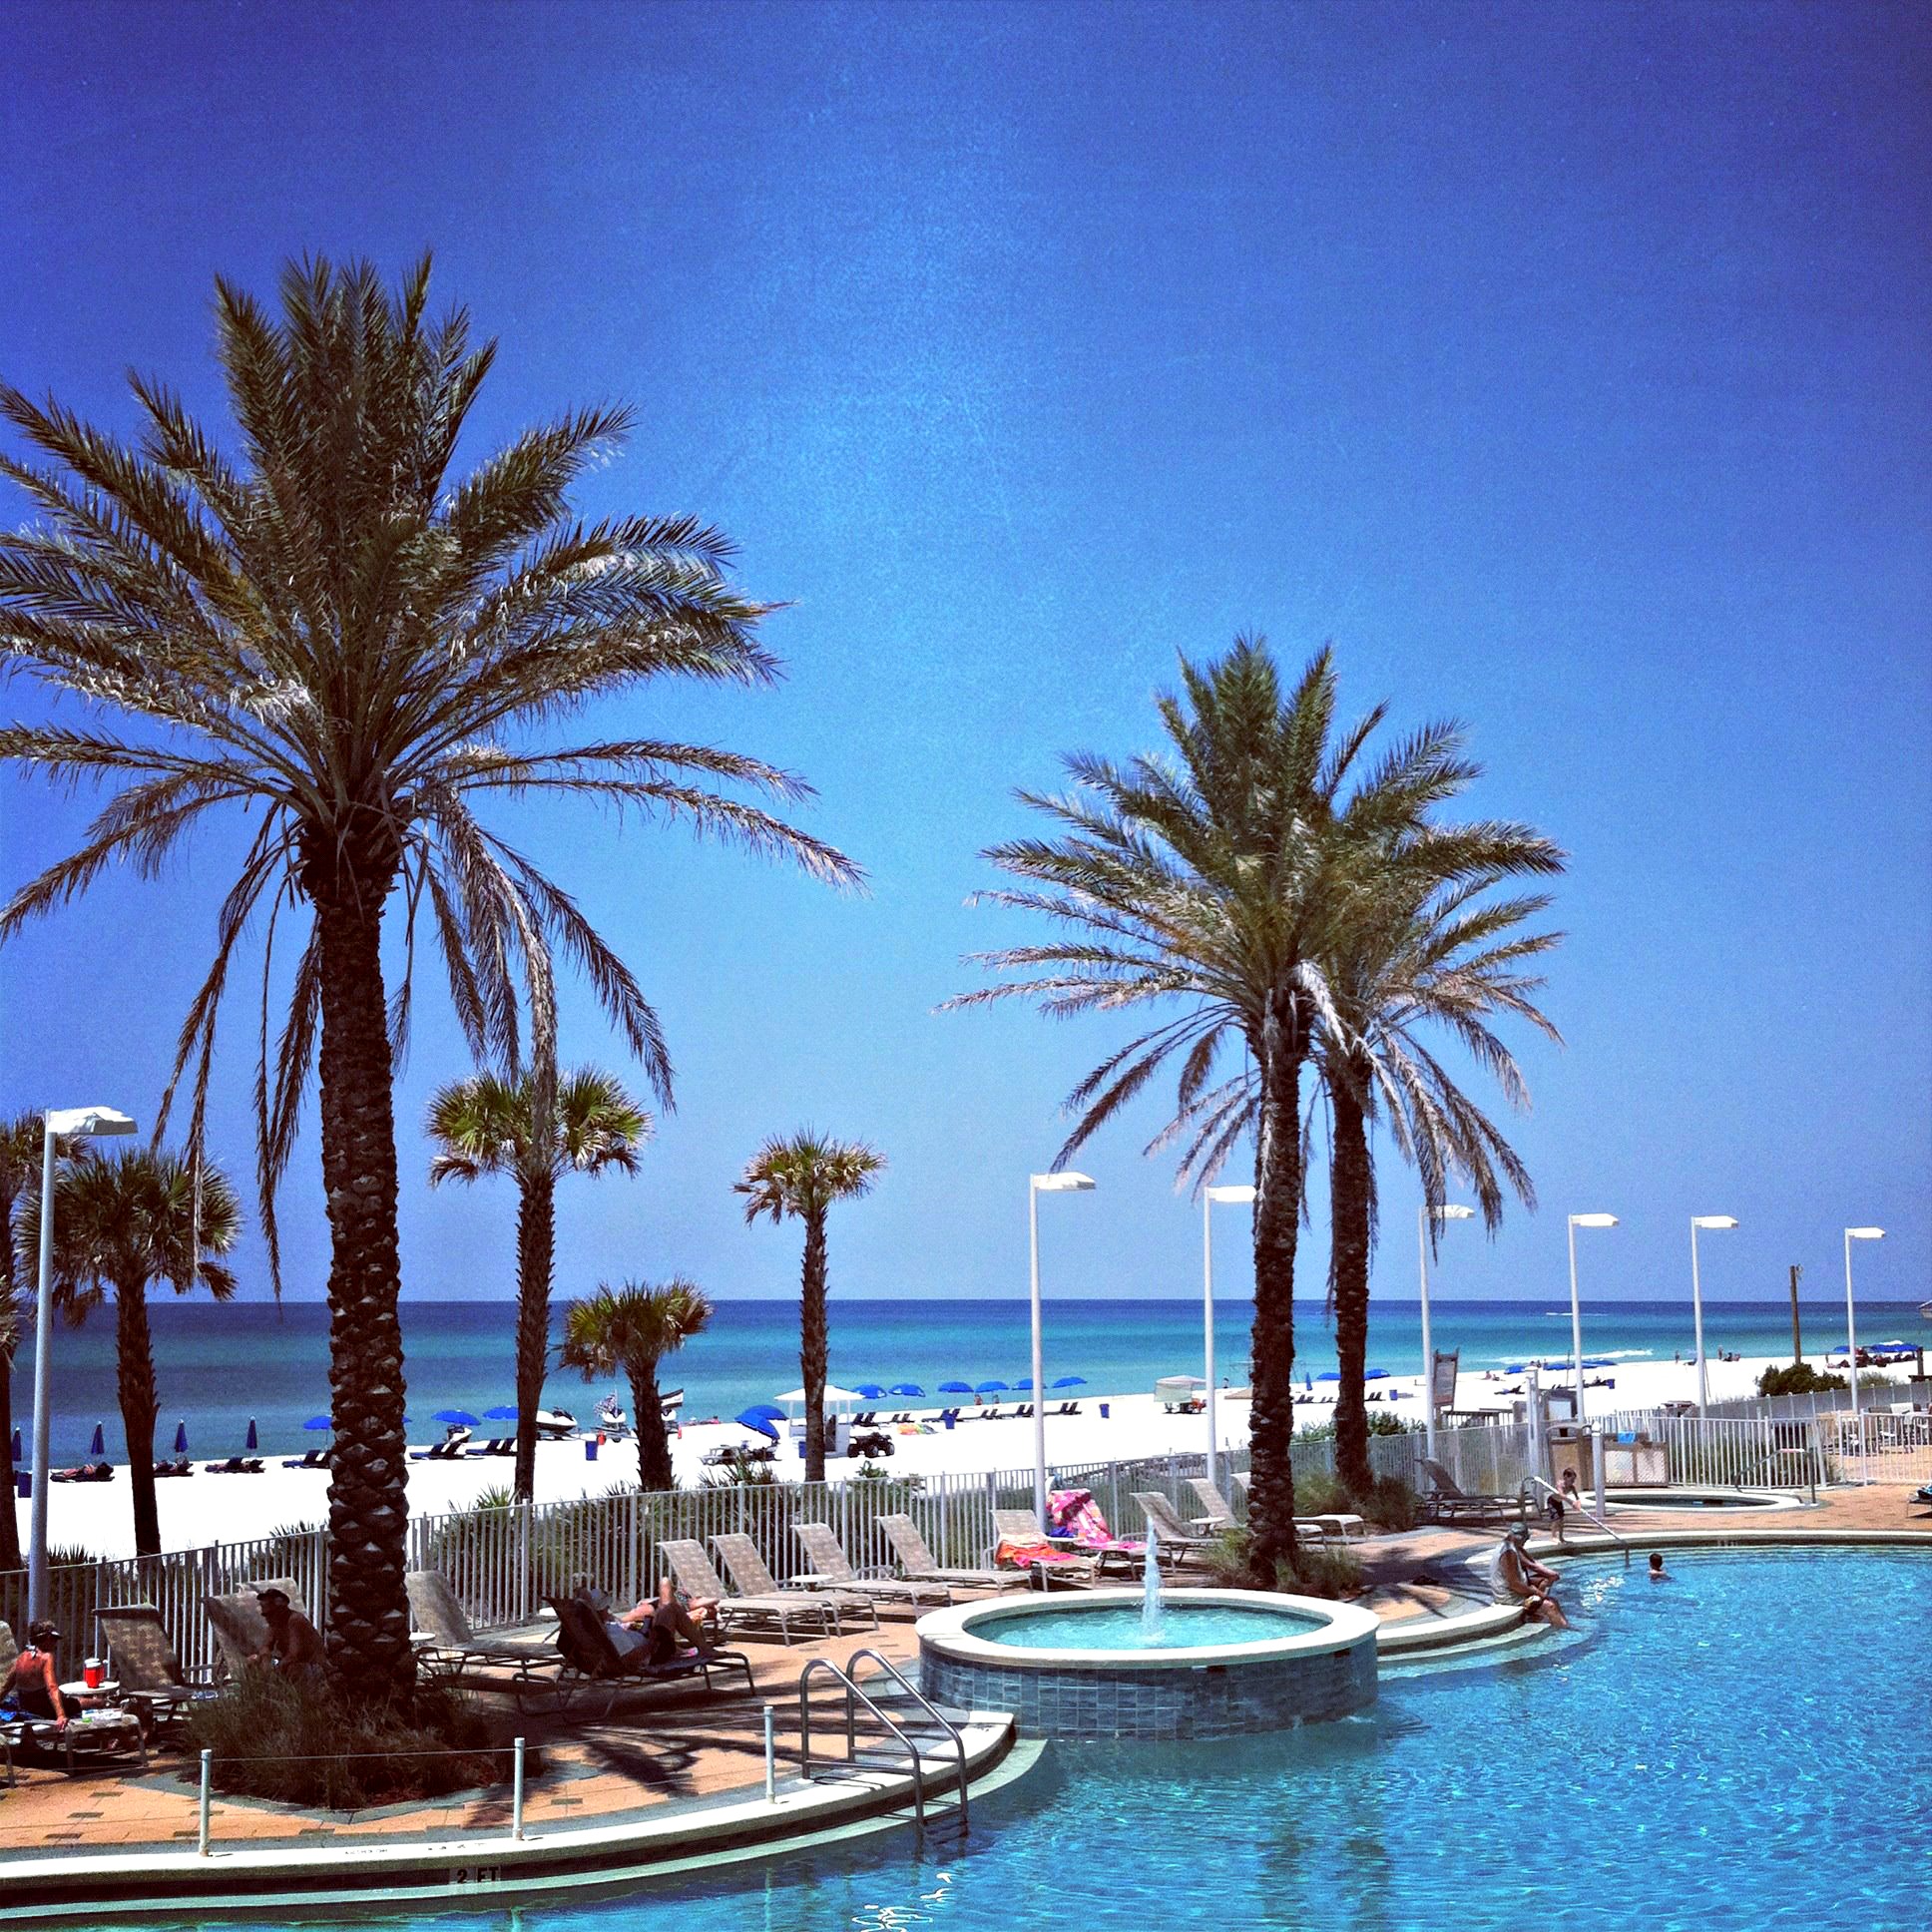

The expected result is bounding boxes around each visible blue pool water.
[980,1602,1320,1650]
[130,1549,1928,1931]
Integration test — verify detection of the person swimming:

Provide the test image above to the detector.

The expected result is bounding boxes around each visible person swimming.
[1648,1552,1674,1582]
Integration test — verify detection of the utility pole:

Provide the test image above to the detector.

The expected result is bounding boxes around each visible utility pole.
[1788,1263,1803,1363]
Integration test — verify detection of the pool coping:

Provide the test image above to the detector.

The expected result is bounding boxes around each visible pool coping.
[2,1709,1020,1925]
[918,1587,1381,1671]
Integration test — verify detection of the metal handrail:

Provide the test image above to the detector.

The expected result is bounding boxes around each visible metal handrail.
[796,1657,929,1828]
[845,1646,970,1833]
[1528,1476,1631,1565]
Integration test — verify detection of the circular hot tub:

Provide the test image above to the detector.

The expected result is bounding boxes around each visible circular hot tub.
[917,1588,1378,1741]
[1608,1488,1804,1512]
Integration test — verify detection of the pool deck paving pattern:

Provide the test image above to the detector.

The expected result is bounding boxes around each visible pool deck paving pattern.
[2,1484,1926,1866]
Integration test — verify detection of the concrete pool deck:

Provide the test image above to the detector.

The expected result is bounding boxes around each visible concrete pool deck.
[3,1486,1927,1919]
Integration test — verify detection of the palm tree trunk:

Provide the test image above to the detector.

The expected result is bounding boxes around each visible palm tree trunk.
[115,1280,163,1558]
[512,1174,555,1504]
[1329,1074,1374,1497]
[799,1208,829,1482]
[1246,985,1306,1583]
[631,1362,673,1492]
[309,852,413,1698]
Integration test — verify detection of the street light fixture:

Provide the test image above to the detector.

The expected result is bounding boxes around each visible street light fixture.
[1843,1227,1884,1422]
[28,1105,137,1621]
[1202,1184,1255,1490]
[1566,1214,1619,1421]
[1417,1204,1475,1462]
[1029,1172,1095,1527]
[1689,1215,1738,1415]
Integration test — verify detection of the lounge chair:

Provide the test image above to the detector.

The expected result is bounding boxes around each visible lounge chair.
[877,1513,1024,1594]
[711,1533,880,1633]
[203,1576,308,1679]
[280,1447,330,1470]
[544,1595,752,1718]
[658,1539,836,1646]
[1420,1458,1532,1527]
[205,1456,264,1475]
[94,1605,223,1732]
[404,1570,565,1704]
[152,1457,193,1478]
[50,1461,113,1483]
[1186,1476,1239,1528]
[790,1522,953,1607]
[1133,1491,1221,1559]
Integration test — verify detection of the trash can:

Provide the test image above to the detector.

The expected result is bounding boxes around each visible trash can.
[942,1414,955,1431]
[1099,1402,1111,1419]
[15,1471,29,1499]
[585,1437,599,1462]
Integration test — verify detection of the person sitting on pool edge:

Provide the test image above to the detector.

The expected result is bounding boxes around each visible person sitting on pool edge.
[1,1620,72,1727]
[1648,1552,1673,1583]
[1490,1523,1570,1629]
[248,1586,326,1678]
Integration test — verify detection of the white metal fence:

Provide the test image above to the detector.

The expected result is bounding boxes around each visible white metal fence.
[4,1420,1537,1664]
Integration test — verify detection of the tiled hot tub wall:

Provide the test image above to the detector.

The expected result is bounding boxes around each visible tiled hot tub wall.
[921,1632,1377,1740]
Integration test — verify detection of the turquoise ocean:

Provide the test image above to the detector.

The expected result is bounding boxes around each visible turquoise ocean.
[9,1296,1923,1465]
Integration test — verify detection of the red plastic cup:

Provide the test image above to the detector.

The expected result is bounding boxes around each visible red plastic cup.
[84,1659,104,1690]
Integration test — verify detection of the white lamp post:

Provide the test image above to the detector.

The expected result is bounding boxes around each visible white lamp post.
[1202,1185,1255,1490]
[27,1105,137,1621]
[1843,1227,1884,1421]
[1566,1214,1619,1420]
[1029,1172,1095,1528]
[1689,1215,1738,1415]
[1417,1203,1475,1462]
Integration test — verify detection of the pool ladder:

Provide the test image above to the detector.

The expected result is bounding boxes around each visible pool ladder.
[797,1648,970,1834]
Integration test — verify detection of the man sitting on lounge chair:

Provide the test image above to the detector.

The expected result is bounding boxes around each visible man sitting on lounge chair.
[590,1579,719,1664]
[1489,1524,1569,1629]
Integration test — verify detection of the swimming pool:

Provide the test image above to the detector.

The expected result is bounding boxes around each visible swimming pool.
[119,1548,1930,1932]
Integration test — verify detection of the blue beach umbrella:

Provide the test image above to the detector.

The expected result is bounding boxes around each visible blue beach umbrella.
[174,1420,189,1455]
[938,1380,973,1394]
[1364,1368,1389,1381]
[1315,1371,1341,1383]
[975,1380,1009,1395]
[1013,1378,1033,1391]
[853,1384,888,1400]
[485,1404,521,1420]
[1505,1363,1529,1375]
[244,1418,259,1451]
[89,1422,105,1457]
[431,1408,478,1428]
[303,1415,333,1431]
[739,1402,786,1425]
[890,1383,925,1397]
[733,1407,781,1442]
[1052,1376,1087,1389]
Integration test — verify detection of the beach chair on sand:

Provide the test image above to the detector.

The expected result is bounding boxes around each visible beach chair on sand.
[1420,1459,1531,1527]
[544,1596,752,1718]
[711,1534,880,1633]
[1133,1492,1221,1560]
[791,1523,954,1608]
[202,1577,308,1680]
[95,1605,223,1732]
[877,1514,1024,1594]
[405,1570,566,1704]
[659,1540,836,1646]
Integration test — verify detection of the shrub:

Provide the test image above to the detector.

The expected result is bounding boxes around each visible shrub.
[185,1671,528,1809]
[1756,1362,1847,1396]
[1276,1544,1365,1600]
[1359,1474,1418,1532]
[1289,1469,1353,1517]
[1197,1527,1253,1587]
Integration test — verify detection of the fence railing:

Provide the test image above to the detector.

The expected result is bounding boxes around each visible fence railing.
[2,1420,1535,1663]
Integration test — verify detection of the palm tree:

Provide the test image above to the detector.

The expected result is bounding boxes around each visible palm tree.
[735,1135,885,1481]
[0,257,857,1690]
[427,1067,650,1501]
[1313,866,1564,1491]
[559,1280,712,1491]
[954,639,1542,1579]
[0,1112,75,1572]
[19,1149,239,1556]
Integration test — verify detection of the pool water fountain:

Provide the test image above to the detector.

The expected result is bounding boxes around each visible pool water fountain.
[1141,1521,1164,1639]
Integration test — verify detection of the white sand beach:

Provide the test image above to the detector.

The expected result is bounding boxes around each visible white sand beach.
[19,1346,1914,1562]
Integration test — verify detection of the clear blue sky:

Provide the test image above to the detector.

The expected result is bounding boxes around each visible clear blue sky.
[1,2,1925,1317]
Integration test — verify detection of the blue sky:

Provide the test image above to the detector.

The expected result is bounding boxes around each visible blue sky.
[1,1,1925,1317]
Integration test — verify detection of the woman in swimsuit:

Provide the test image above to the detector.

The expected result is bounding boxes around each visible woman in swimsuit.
[3,1621,73,1726]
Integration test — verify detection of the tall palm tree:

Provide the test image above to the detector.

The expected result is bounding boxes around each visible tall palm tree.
[734,1135,885,1481]
[427,1066,650,1501]
[1314,869,1564,1492]
[953,639,1541,1579]
[0,1112,75,1572]
[19,1149,240,1556]
[0,257,857,1690]
[559,1280,712,1491]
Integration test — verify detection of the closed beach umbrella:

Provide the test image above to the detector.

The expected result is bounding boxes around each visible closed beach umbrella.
[733,1406,781,1442]
[303,1414,333,1431]
[890,1383,925,1397]
[244,1418,259,1451]
[89,1422,106,1457]
[431,1408,479,1428]
[1052,1376,1087,1389]
[174,1419,189,1454]
[938,1380,973,1395]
